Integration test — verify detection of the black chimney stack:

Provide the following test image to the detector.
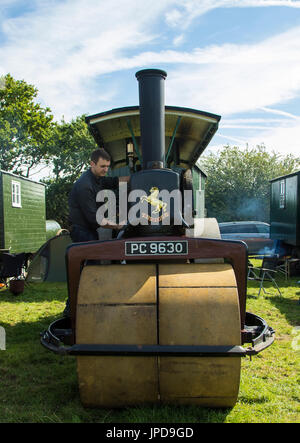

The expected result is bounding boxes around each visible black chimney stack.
[135,69,167,169]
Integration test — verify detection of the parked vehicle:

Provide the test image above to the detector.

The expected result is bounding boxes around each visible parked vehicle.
[218,221,275,255]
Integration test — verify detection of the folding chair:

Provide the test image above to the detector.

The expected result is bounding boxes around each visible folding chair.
[270,256,288,280]
[247,257,282,297]
[247,260,257,279]
[0,253,28,287]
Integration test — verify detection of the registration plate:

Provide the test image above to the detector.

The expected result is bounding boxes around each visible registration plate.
[125,240,188,256]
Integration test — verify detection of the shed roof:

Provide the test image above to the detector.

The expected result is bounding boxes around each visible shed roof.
[270,170,300,182]
[0,169,46,186]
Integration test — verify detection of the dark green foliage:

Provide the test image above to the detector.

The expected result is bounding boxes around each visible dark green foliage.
[42,115,98,228]
[200,145,300,222]
[0,74,53,176]
[45,115,97,181]
[44,177,73,229]
[0,75,97,229]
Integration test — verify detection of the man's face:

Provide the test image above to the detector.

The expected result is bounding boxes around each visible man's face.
[90,157,111,177]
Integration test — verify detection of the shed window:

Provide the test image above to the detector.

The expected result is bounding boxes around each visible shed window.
[279,179,286,209]
[12,181,21,208]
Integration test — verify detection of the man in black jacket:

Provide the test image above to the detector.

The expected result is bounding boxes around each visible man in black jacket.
[64,149,126,318]
[68,148,126,242]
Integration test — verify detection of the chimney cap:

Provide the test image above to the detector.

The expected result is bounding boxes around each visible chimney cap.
[135,69,167,80]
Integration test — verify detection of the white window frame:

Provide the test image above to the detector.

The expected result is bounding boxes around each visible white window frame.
[279,179,286,209]
[11,180,22,208]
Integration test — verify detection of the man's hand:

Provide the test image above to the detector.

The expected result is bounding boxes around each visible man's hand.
[119,176,130,183]
[100,218,126,230]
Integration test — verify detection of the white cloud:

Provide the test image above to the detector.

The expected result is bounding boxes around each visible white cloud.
[209,109,300,156]
[0,0,174,119]
[173,34,185,47]
[246,120,300,156]
[165,26,300,117]
[259,106,300,120]
[0,0,300,158]
[165,0,300,28]
[1,0,299,120]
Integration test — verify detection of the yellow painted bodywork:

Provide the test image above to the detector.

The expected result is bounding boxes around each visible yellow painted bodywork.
[76,263,241,407]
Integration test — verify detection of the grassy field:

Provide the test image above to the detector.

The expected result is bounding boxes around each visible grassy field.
[0,266,299,423]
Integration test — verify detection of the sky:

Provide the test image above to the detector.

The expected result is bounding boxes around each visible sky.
[0,0,300,179]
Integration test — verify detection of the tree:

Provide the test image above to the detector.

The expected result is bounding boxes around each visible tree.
[0,74,53,176]
[43,115,98,227]
[45,115,98,181]
[44,177,73,229]
[0,74,98,227]
[199,145,300,223]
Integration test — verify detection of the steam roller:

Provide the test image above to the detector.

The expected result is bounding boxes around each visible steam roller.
[41,69,275,408]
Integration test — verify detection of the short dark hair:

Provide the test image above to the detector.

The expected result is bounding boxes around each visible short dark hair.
[90,148,111,163]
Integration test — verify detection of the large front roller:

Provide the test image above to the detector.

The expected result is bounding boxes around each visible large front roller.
[76,262,241,408]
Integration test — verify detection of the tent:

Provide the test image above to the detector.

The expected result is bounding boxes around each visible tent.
[26,232,72,282]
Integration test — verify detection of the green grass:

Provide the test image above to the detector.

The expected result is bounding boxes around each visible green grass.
[0,270,299,423]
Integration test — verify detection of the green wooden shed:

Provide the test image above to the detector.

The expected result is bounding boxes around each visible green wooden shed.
[270,170,300,247]
[0,170,46,253]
